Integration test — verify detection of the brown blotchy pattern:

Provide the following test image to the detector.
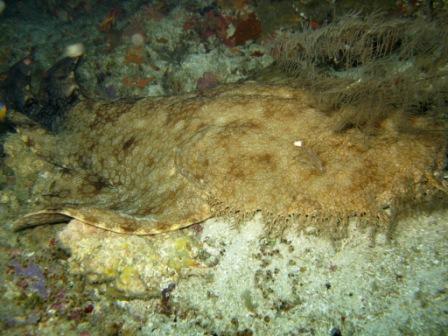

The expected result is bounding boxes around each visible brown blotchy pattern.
[12,83,447,235]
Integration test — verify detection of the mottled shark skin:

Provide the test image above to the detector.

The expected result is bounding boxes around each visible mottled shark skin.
[11,83,447,235]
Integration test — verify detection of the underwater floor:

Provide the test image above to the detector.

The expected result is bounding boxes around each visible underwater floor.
[1,208,448,335]
[1,1,448,335]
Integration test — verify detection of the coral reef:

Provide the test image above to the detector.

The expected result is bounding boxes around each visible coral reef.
[267,13,448,131]
[56,219,202,298]
[16,210,446,335]
[1,1,448,335]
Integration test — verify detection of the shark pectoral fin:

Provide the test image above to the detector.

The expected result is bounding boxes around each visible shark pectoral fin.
[13,205,213,236]
[66,205,213,235]
[13,210,72,231]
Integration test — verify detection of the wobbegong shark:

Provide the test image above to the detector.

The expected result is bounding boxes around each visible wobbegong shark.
[6,82,447,236]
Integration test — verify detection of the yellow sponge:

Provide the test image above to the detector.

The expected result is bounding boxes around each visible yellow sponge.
[0,102,7,122]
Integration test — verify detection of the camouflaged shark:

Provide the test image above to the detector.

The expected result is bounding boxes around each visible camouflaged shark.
[7,83,447,236]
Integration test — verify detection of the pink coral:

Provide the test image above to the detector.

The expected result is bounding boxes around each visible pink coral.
[197,72,219,91]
